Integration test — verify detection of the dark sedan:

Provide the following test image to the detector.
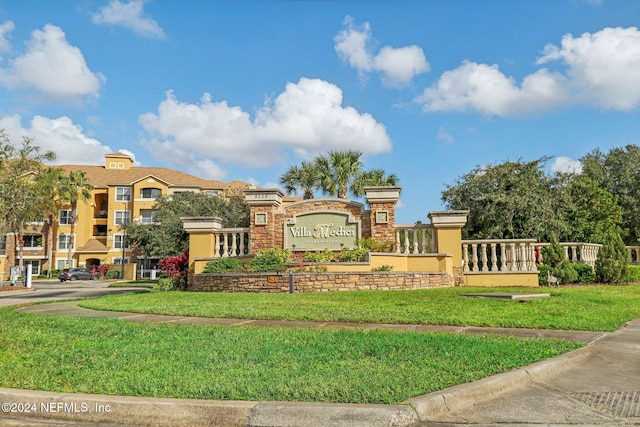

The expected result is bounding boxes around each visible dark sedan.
[58,268,96,282]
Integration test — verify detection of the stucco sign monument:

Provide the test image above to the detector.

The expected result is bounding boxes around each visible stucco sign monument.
[285,212,359,250]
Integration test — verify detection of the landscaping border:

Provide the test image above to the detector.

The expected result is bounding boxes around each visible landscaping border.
[190,271,453,293]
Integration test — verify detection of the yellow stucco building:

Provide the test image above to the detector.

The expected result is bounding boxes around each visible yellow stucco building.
[0,152,253,281]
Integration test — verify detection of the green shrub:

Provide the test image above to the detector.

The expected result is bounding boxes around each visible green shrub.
[372,264,393,271]
[154,277,177,291]
[537,264,552,286]
[338,246,368,262]
[203,257,244,273]
[595,229,628,283]
[359,238,392,252]
[303,248,335,263]
[247,248,292,272]
[294,265,328,273]
[553,260,579,285]
[624,265,640,283]
[541,237,565,268]
[540,236,577,285]
[572,263,595,284]
[105,269,121,279]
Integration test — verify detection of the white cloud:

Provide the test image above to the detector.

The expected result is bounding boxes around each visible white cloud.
[0,24,105,102]
[116,148,141,166]
[437,127,454,144]
[140,77,392,173]
[0,114,113,165]
[550,156,583,174]
[538,26,640,110]
[0,21,15,55]
[416,26,640,116]
[335,16,429,87]
[417,61,567,116]
[93,0,165,39]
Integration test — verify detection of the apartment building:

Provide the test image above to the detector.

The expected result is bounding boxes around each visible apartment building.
[0,152,253,281]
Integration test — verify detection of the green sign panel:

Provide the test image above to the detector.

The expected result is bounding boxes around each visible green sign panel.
[285,212,359,250]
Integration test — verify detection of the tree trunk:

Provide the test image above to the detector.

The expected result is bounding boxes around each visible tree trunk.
[47,215,54,278]
[67,201,76,268]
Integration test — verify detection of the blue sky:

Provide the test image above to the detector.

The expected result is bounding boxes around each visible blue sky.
[1,0,639,224]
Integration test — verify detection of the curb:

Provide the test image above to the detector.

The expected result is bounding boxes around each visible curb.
[0,347,595,427]
[0,388,417,427]
[406,345,595,421]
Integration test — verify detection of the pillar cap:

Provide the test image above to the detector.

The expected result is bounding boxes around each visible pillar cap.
[364,186,401,204]
[244,188,284,206]
[181,217,223,232]
[428,210,469,228]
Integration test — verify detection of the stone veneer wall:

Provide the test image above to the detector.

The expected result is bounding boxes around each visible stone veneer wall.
[249,205,277,253]
[453,266,465,286]
[369,201,397,244]
[191,271,453,293]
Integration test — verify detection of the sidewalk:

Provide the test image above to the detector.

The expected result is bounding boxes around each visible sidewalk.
[5,301,639,426]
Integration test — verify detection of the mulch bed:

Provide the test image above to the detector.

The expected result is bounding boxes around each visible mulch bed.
[0,286,29,292]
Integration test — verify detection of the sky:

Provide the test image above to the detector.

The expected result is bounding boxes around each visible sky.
[1,0,639,224]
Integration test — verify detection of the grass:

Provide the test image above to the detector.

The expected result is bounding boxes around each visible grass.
[0,307,580,404]
[107,279,157,288]
[79,284,640,332]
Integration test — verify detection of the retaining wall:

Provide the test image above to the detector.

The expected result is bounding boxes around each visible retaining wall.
[191,271,453,293]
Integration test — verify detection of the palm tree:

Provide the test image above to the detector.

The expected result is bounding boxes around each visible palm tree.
[351,169,399,197]
[38,167,65,278]
[279,161,321,199]
[59,170,93,268]
[316,150,363,199]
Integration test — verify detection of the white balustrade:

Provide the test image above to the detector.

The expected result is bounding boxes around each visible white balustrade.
[213,228,250,257]
[627,246,640,265]
[534,242,602,268]
[462,239,538,273]
[394,224,434,254]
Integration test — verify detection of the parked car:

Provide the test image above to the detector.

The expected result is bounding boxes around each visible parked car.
[58,268,96,282]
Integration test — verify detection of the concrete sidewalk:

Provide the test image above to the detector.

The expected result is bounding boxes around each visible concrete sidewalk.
[4,301,638,426]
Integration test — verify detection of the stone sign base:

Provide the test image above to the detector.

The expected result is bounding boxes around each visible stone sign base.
[191,271,453,293]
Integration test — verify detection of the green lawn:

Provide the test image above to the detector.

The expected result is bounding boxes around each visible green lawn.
[0,307,580,404]
[79,284,640,332]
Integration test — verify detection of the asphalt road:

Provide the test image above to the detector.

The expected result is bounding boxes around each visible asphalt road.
[0,280,145,308]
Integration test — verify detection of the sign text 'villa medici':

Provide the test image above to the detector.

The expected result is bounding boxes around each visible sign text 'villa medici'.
[285,212,359,250]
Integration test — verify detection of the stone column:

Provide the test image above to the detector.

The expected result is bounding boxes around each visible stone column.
[244,189,284,253]
[365,186,401,248]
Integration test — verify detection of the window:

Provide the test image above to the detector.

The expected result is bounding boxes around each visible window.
[204,190,219,197]
[115,187,131,201]
[57,259,74,269]
[114,235,130,249]
[139,210,156,224]
[113,257,130,265]
[59,210,72,225]
[58,234,74,250]
[115,211,131,226]
[0,236,6,250]
[23,235,42,248]
[24,260,40,276]
[140,188,162,199]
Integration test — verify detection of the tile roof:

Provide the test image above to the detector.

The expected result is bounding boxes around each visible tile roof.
[75,238,109,253]
[56,164,253,191]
